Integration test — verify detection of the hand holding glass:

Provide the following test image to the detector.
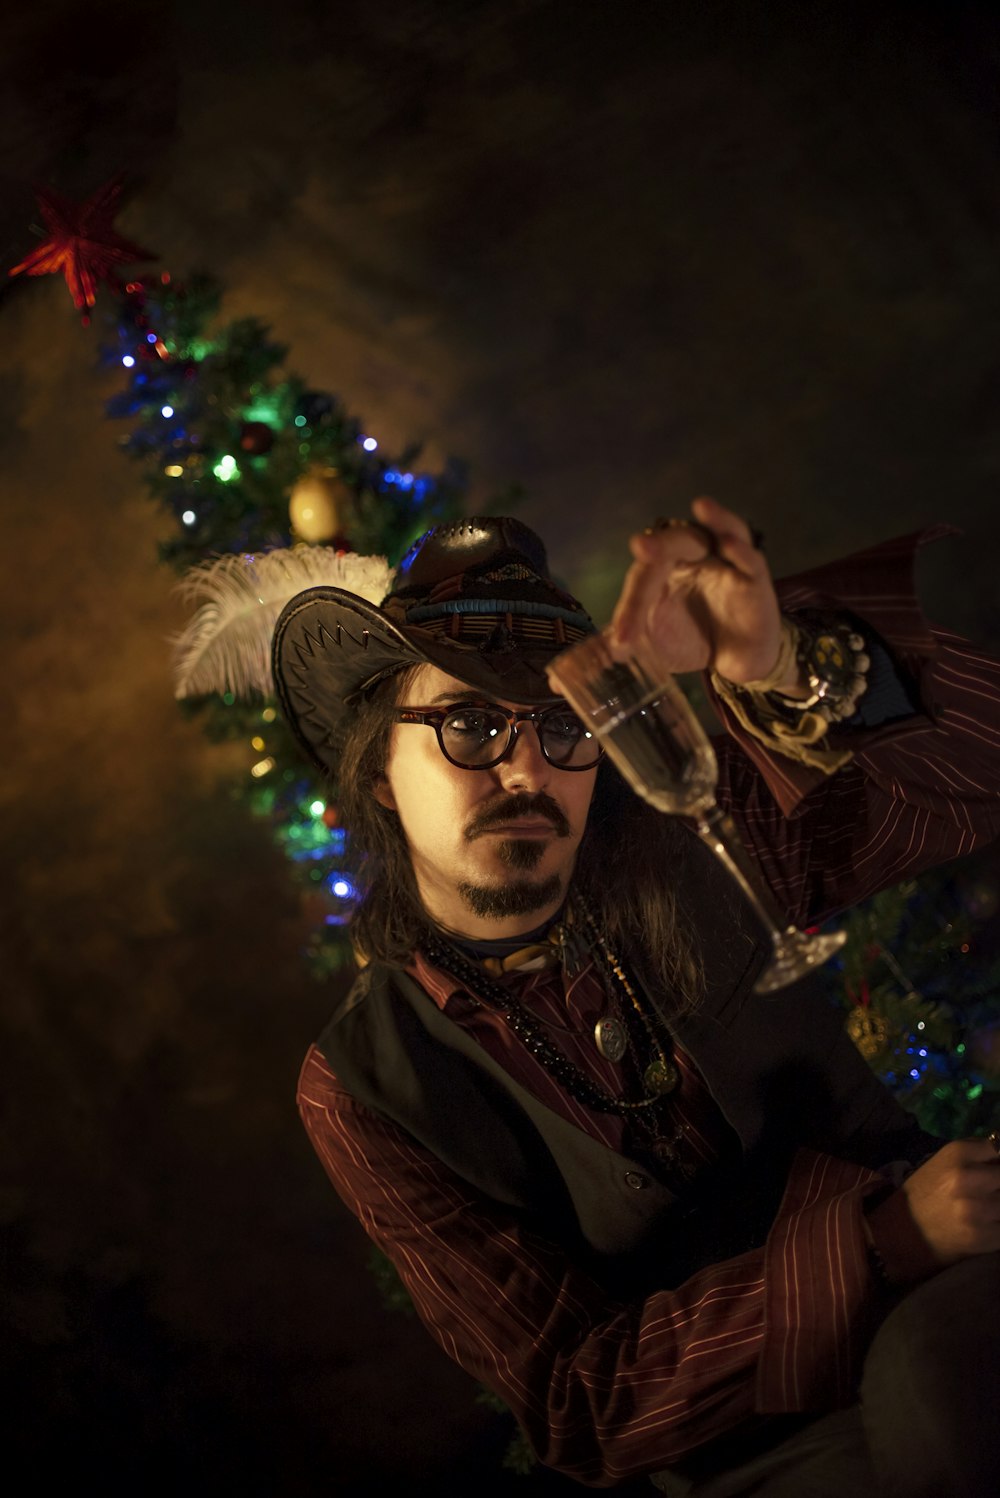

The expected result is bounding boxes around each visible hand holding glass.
[549,633,846,993]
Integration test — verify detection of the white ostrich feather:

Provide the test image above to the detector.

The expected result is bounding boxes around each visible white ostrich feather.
[172,545,395,700]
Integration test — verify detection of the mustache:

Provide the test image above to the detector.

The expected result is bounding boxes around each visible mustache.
[465,791,571,842]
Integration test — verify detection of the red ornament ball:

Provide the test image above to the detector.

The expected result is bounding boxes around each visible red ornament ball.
[239,420,275,456]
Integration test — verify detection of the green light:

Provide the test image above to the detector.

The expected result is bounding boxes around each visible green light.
[243,398,281,425]
[222,691,235,705]
[213,454,240,482]
[967,1083,983,1099]
[294,415,307,427]
[310,800,325,817]
[956,1043,966,1054]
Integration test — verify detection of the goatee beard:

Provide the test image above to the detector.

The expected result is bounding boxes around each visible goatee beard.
[457,870,563,919]
[458,798,570,919]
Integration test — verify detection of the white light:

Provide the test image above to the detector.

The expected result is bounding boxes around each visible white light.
[161,405,174,418]
[362,436,378,451]
[182,510,196,525]
[122,355,135,368]
[251,756,276,778]
[331,879,352,898]
[310,800,325,817]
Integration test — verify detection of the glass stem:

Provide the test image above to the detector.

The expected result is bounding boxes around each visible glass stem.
[694,803,792,942]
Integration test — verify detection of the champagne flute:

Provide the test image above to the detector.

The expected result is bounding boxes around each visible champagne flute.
[550,633,845,993]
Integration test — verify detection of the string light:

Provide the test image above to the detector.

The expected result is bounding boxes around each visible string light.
[122,355,135,367]
[213,454,239,482]
[251,756,276,778]
[181,509,196,525]
[161,405,174,418]
[362,436,377,451]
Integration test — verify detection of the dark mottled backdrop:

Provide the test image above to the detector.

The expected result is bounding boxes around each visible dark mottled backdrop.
[3,2,999,1493]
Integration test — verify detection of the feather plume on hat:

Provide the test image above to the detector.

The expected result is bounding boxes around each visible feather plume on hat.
[172,546,395,701]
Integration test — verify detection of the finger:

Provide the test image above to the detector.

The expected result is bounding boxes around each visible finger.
[691,495,756,548]
[717,533,769,582]
[629,522,713,566]
[956,1138,1000,1165]
[608,559,661,648]
[956,1162,1000,1196]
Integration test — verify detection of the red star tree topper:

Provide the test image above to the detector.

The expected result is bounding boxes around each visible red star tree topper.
[8,175,156,319]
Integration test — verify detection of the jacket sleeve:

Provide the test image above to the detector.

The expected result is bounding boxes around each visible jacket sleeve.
[709,530,1000,925]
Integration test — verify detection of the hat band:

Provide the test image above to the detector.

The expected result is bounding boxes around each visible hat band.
[406,598,592,626]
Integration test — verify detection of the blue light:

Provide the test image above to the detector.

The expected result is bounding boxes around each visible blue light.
[918,1048,928,1057]
[122,355,135,368]
[909,1068,920,1079]
[330,878,354,899]
[399,472,414,488]
[146,333,157,344]
[161,405,174,418]
[362,436,378,451]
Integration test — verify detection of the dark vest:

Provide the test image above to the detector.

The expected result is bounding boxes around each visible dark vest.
[319,836,932,1298]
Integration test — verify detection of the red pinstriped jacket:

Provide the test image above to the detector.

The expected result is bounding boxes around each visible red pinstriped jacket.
[298,531,1000,1487]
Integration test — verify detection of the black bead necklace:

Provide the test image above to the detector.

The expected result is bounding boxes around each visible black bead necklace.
[420,899,679,1116]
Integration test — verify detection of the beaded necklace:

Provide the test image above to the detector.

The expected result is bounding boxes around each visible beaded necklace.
[420,894,680,1116]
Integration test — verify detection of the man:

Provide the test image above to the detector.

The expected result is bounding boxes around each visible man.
[272,498,1000,1495]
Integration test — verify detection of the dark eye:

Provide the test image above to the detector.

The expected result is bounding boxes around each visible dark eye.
[442,707,507,749]
[542,709,585,743]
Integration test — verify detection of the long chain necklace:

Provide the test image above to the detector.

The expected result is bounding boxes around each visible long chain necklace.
[420,900,679,1116]
[575,896,680,1098]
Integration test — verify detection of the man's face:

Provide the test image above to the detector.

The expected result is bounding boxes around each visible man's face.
[375,664,598,938]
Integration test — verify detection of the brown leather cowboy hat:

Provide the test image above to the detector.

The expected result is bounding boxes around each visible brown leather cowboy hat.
[272,516,595,776]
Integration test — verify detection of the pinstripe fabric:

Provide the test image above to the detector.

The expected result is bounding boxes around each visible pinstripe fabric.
[298,534,1000,1485]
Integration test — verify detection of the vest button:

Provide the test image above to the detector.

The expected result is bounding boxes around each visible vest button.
[624,1171,649,1190]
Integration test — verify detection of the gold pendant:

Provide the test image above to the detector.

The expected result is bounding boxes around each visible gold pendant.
[644,1057,679,1096]
[594,1017,627,1062]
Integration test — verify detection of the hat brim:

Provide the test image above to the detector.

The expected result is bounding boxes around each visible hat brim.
[272,587,566,776]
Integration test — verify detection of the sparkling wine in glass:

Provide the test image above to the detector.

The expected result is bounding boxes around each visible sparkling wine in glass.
[550,633,846,993]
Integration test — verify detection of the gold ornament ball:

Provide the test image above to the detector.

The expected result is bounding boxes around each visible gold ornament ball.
[846,1005,890,1061]
[289,470,351,542]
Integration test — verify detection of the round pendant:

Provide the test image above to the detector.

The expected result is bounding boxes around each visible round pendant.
[644,1057,679,1096]
[594,1017,627,1062]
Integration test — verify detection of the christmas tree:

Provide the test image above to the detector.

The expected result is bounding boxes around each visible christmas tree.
[8,176,481,974]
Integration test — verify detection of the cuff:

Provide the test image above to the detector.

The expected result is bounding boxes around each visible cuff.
[709,527,949,817]
[756,1148,888,1413]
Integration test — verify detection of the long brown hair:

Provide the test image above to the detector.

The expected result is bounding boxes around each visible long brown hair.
[335,668,703,1013]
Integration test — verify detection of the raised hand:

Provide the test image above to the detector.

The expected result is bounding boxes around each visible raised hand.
[606,496,790,687]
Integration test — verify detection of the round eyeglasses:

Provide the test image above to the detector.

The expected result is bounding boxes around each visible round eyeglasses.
[393,701,602,771]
